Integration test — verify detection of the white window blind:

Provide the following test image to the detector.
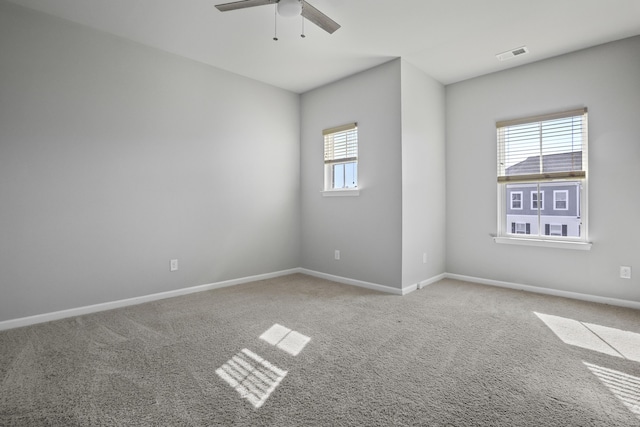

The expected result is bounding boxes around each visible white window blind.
[497,108,587,183]
[324,123,358,165]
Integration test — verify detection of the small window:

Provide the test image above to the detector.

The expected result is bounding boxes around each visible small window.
[324,123,358,191]
[554,190,568,210]
[510,191,523,210]
[531,191,544,210]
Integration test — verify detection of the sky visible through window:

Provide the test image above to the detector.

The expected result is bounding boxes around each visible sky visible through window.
[333,162,357,189]
[503,116,583,169]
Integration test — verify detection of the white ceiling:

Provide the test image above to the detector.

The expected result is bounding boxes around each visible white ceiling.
[8,0,640,93]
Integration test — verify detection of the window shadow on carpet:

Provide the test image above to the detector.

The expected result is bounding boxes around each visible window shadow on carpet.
[534,312,640,362]
[584,362,640,419]
[216,323,311,408]
[535,311,640,419]
[215,348,288,409]
[259,323,311,356]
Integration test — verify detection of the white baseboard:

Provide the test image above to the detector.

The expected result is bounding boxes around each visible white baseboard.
[0,268,300,331]
[3,269,635,332]
[298,268,404,295]
[445,273,640,310]
[417,273,447,291]
[298,269,447,296]
[401,274,447,295]
[402,283,418,294]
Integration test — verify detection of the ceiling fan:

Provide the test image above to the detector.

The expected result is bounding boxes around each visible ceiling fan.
[215,0,340,35]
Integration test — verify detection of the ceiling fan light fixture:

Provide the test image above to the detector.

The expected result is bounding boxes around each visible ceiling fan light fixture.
[277,0,302,18]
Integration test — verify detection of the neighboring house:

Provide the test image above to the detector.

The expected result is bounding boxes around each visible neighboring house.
[505,152,582,237]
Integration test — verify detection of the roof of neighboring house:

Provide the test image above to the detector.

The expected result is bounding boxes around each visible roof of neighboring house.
[506,151,582,175]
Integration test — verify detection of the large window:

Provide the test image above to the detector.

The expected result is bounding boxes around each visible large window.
[497,108,588,242]
[323,123,358,191]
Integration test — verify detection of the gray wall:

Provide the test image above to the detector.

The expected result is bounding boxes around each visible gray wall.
[400,60,446,287]
[446,36,640,302]
[0,1,301,321]
[3,1,638,324]
[299,59,446,290]
[300,60,403,289]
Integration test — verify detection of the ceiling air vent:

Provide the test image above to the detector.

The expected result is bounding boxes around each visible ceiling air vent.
[496,46,529,61]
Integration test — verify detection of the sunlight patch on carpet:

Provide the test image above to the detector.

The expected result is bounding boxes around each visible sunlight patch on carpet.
[584,362,640,419]
[216,348,287,408]
[534,312,640,362]
[259,323,311,356]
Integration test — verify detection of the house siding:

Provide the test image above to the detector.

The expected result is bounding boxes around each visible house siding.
[506,183,580,217]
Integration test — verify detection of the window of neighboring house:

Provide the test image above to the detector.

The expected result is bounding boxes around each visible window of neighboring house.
[323,123,358,191]
[546,224,568,236]
[497,108,588,243]
[512,222,530,234]
[510,191,523,209]
[531,191,544,210]
[554,190,569,210]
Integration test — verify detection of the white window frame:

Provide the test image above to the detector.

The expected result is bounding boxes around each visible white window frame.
[510,191,523,210]
[515,222,527,234]
[553,190,569,211]
[531,190,544,210]
[495,108,591,250]
[322,122,359,196]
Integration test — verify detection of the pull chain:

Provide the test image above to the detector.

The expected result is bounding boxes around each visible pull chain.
[273,5,278,41]
[301,15,305,38]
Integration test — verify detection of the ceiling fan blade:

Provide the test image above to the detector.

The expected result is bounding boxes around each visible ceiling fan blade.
[301,1,340,34]
[215,0,276,12]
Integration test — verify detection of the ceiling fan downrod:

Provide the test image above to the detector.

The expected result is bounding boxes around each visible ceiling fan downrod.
[273,4,278,41]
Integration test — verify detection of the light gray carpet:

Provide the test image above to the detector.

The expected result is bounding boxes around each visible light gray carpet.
[1,274,639,426]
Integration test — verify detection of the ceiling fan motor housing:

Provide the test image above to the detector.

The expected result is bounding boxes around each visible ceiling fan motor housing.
[277,0,302,17]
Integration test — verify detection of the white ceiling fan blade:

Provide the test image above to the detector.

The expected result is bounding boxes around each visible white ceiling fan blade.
[215,0,276,12]
[301,1,340,34]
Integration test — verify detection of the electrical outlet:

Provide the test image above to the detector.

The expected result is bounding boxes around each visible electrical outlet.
[170,259,178,272]
[620,266,631,279]
[334,250,340,260]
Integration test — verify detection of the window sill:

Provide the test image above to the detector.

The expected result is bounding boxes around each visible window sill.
[493,236,592,251]
[321,189,360,197]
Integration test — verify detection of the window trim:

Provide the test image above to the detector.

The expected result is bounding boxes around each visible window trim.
[321,188,360,197]
[494,236,592,250]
